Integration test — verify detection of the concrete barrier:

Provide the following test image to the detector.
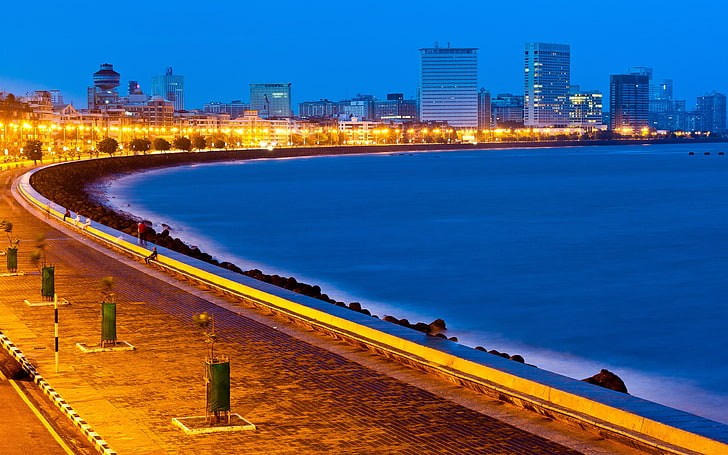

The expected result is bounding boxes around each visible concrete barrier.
[16,165,728,455]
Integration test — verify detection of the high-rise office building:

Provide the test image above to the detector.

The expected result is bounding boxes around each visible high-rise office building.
[609,74,650,131]
[523,42,570,128]
[250,83,292,118]
[418,44,478,128]
[151,67,185,111]
[696,92,727,133]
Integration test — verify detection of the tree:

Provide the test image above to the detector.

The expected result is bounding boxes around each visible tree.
[153,138,171,152]
[23,140,43,164]
[191,136,206,150]
[97,137,119,156]
[211,139,226,149]
[129,138,151,154]
[172,136,192,151]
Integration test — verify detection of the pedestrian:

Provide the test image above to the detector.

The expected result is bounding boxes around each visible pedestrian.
[63,208,70,222]
[74,213,81,226]
[145,247,158,264]
[137,221,147,244]
[83,218,91,230]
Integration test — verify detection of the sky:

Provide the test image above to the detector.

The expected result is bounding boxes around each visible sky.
[1,0,726,111]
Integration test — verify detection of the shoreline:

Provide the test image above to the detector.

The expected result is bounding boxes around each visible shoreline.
[28,139,728,387]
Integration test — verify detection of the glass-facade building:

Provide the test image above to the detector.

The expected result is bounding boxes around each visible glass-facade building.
[151,68,184,111]
[250,83,292,118]
[418,46,478,128]
[609,74,650,131]
[524,42,570,127]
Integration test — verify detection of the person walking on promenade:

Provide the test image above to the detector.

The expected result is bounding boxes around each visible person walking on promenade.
[138,221,147,245]
[145,247,158,264]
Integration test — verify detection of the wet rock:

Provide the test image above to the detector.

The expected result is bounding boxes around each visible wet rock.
[510,354,525,363]
[383,316,399,324]
[582,369,629,394]
[474,346,487,352]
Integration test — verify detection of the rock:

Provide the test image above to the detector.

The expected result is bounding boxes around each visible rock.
[348,302,362,312]
[412,322,430,333]
[474,346,487,352]
[383,315,399,324]
[510,354,525,363]
[582,369,629,394]
[429,318,446,333]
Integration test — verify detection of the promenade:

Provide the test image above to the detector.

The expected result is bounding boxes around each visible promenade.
[0,165,638,455]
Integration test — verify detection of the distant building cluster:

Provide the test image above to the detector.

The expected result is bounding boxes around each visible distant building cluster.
[0,43,726,159]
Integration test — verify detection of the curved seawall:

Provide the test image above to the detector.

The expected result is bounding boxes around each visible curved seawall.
[18,156,728,455]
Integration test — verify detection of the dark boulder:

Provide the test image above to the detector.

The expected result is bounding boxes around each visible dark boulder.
[582,369,629,394]
[348,302,362,312]
[429,318,446,333]
[510,354,525,363]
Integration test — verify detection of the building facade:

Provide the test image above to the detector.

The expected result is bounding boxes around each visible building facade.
[151,68,185,111]
[250,83,292,118]
[203,101,250,119]
[609,74,650,132]
[490,93,524,127]
[87,63,121,110]
[477,88,491,130]
[418,45,478,128]
[696,92,727,133]
[568,86,603,129]
[373,94,417,123]
[524,42,570,128]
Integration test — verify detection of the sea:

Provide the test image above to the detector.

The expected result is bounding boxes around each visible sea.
[101,142,728,424]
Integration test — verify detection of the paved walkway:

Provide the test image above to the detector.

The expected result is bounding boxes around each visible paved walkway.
[0,167,639,455]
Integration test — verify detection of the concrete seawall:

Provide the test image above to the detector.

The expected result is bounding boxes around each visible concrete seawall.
[18,160,728,455]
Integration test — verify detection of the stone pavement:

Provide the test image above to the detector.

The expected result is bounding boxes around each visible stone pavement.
[0,167,639,455]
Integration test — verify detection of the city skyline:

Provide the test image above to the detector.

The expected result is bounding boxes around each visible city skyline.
[1,0,725,110]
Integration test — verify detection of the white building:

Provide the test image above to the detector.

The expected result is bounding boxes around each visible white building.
[418,44,478,128]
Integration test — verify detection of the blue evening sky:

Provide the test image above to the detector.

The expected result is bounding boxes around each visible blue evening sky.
[1,0,725,111]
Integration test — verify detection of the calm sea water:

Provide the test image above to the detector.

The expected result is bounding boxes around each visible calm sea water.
[104,143,728,423]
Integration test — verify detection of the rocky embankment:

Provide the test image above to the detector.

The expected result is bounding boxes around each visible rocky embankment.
[29,148,631,391]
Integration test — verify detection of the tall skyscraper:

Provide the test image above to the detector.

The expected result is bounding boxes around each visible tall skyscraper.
[696,92,727,133]
[609,74,650,131]
[151,67,185,111]
[523,42,570,128]
[250,83,292,118]
[418,44,478,128]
